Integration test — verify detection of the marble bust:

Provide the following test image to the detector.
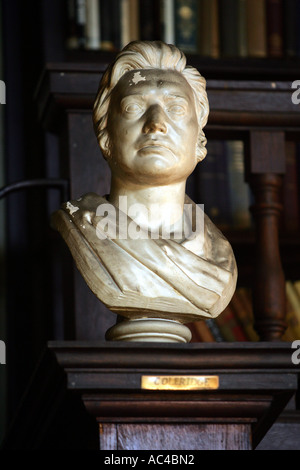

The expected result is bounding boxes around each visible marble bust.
[52,41,237,342]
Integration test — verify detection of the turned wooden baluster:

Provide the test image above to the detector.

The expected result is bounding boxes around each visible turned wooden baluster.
[248,131,287,341]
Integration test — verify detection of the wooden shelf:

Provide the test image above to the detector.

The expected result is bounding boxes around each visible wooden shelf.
[65,48,300,80]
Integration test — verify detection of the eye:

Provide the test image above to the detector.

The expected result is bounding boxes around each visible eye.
[166,104,186,116]
[123,102,143,115]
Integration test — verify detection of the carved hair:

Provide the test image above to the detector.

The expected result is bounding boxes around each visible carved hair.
[93,41,209,162]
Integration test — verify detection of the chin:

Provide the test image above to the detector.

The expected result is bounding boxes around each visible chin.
[136,159,177,177]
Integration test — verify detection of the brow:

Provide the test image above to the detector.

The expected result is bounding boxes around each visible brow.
[121,93,189,104]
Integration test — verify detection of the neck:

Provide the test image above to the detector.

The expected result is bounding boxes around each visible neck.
[108,175,186,234]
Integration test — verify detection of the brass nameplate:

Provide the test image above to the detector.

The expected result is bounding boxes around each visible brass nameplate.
[141,375,219,391]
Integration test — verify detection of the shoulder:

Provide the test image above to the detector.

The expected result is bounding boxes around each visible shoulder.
[51,192,109,233]
[183,194,236,271]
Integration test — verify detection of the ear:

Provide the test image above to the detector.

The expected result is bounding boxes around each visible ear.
[99,131,111,161]
[196,133,207,162]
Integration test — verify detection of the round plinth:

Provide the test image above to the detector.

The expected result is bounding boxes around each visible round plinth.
[105,318,192,343]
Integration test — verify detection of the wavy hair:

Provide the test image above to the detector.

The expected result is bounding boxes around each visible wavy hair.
[93,41,209,162]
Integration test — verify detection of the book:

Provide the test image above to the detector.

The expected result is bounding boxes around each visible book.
[266,0,284,58]
[66,0,79,49]
[230,288,259,341]
[161,0,175,45]
[226,140,252,229]
[76,0,87,49]
[139,0,161,41]
[246,0,267,57]
[174,0,199,53]
[121,0,140,48]
[205,318,224,342]
[285,281,300,339]
[282,291,299,341]
[282,141,300,232]
[294,280,300,298]
[283,0,298,57]
[297,0,300,57]
[237,0,247,57]
[214,303,248,341]
[199,0,220,59]
[101,0,121,51]
[85,0,101,50]
[197,140,232,227]
[214,141,232,229]
[188,320,216,342]
[219,0,239,57]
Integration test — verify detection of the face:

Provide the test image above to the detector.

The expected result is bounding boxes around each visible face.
[106,69,199,186]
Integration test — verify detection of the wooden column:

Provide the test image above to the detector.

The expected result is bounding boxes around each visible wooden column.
[249,131,286,340]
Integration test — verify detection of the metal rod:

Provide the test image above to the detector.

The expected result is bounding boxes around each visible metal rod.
[0,178,69,201]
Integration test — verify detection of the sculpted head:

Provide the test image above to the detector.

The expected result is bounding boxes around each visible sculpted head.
[93,41,209,175]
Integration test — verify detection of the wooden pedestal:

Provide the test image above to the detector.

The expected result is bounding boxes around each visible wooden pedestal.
[2,342,299,450]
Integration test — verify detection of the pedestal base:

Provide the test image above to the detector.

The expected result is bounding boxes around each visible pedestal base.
[2,342,298,450]
[105,317,192,343]
[99,422,252,450]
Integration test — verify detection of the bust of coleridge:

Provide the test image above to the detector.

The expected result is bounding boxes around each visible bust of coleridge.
[52,41,237,342]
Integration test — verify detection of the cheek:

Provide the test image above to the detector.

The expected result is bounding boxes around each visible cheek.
[118,120,139,141]
[188,116,199,138]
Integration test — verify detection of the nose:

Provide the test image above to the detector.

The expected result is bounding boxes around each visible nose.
[142,105,167,134]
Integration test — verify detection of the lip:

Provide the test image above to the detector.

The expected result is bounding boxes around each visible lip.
[137,140,175,153]
[137,143,176,160]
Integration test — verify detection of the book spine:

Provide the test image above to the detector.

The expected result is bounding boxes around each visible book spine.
[246,0,267,57]
[283,0,298,57]
[197,140,221,224]
[161,0,175,44]
[214,140,232,229]
[121,0,140,48]
[227,140,252,229]
[85,0,101,50]
[174,0,199,53]
[66,0,79,49]
[294,280,300,299]
[101,1,114,50]
[237,0,247,57]
[111,0,122,50]
[266,0,284,57]
[129,0,140,43]
[297,0,300,57]
[282,141,300,232]
[219,0,239,57]
[205,319,224,342]
[188,321,216,342]
[231,289,259,341]
[214,304,248,341]
[282,289,299,341]
[285,281,300,339]
[76,0,87,48]
[139,0,161,41]
[101,0,121,51]
[121,0,131,48]
[199,0,220,58]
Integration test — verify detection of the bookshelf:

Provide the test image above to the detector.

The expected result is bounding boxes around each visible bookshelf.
[63,0,300,61]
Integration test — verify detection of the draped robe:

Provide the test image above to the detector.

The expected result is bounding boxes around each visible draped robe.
[52,193,237,322]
